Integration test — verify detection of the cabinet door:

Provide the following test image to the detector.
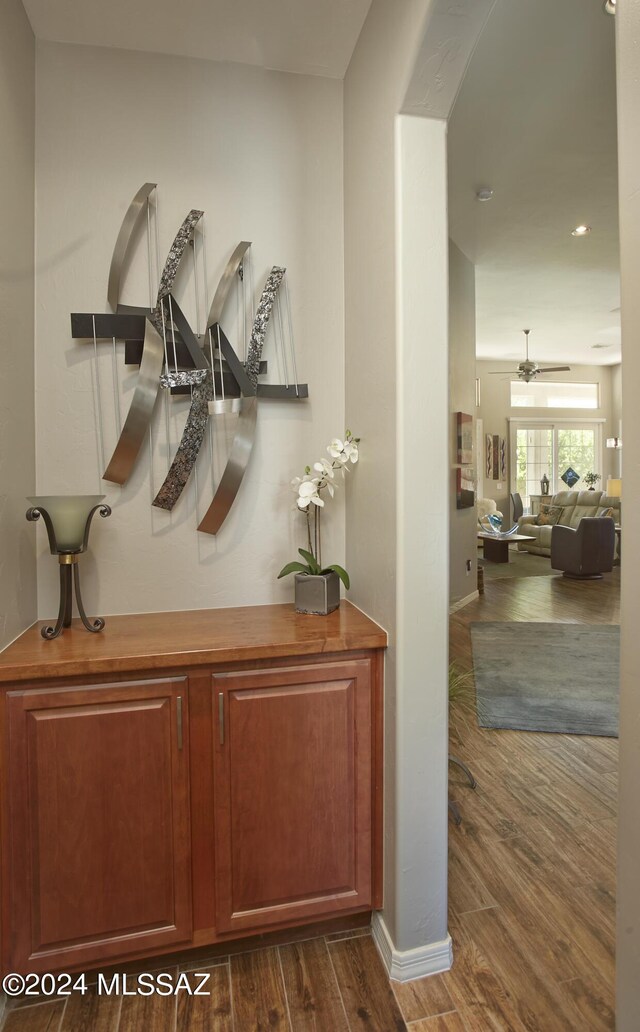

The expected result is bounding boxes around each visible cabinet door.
[212,660,372,934]
[5,677,192,973]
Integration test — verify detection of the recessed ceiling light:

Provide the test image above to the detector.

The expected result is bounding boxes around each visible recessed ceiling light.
[572,224,591,236]
[603,0,616,14]
[476,188,494,202]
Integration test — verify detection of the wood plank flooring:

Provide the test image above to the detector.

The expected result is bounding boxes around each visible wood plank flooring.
[446,564,619,1031]
[1,565,619,1030]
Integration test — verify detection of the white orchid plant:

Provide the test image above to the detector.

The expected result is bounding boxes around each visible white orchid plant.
[278,430,360,589]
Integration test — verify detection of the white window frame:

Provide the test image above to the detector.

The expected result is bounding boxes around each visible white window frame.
[508,418,605,498]
[509,380,600,409]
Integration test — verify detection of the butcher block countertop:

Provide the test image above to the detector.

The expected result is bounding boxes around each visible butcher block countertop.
[0,601,387,684]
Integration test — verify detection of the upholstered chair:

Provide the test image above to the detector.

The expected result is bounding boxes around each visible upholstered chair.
[510,492,524,523]
[477,498,503,521]
[550,517,616,579]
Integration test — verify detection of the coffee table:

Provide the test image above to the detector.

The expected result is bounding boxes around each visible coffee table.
[477,532,535,564]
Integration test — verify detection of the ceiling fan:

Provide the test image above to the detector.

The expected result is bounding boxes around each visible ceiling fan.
[490,330,571,383]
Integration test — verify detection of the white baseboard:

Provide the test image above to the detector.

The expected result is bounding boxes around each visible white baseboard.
[449,590,479,614]
[371,912,453,982]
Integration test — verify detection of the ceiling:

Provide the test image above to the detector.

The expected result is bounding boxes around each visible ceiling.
[448,0,620,366]
[21,0,372,78]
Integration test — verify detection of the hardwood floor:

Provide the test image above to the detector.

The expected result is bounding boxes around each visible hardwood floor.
[1,566,618,1030]
[446,563,619,1031]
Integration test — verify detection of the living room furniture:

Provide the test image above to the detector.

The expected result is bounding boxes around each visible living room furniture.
[550,517,616,579]
[477,497,503,522]
[510,492,524,523]
[517,490,621,556]
[0,602,385,975]
[478,532,535,563]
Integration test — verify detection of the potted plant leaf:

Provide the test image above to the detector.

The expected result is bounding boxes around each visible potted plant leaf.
[583,471,601,490]
[278,431,359,614]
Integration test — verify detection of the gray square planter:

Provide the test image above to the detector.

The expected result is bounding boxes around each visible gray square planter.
[294,571,341,615]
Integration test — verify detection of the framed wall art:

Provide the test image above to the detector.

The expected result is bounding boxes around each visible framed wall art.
[456,412,473,465]
[456,467,475,509]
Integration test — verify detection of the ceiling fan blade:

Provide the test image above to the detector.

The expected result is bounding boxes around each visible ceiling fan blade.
[536,366,571,373]
[488,370,521,375]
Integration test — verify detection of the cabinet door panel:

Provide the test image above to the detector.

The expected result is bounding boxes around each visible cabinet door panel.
[6,678,192,972]
[213,660,372,933]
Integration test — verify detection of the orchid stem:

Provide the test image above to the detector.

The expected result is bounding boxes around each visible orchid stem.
[314,505,318,565]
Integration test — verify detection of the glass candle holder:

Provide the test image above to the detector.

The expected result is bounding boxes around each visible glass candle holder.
[26,495,111,640]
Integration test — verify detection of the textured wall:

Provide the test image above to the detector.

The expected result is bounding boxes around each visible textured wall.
[34,42,344,618]
[0,0,36,649]
[615,3,640,1026]
[449,242,478,606]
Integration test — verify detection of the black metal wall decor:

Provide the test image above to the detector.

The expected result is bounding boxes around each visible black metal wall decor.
[71,184,308,534]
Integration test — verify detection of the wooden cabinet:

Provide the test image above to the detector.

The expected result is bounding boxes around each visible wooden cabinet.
[5,678,192,973]
[0,603,385,974]
[212,660,372,933]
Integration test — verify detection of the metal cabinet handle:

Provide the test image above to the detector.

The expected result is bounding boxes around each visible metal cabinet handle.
[177,695,183,750]
[218,692,225,745]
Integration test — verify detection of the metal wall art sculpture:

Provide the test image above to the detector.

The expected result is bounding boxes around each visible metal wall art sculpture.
[70,184,308,534]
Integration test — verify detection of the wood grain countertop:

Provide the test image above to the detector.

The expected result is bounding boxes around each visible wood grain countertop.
[0,602,387,684]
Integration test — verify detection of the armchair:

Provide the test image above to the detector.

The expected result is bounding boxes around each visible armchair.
[550,517,616,579]
[477,498,503,521]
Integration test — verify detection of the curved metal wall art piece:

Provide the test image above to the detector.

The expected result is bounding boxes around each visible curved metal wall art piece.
[151,246,260,514]
[195,267,286,535]
[102,213,204,485]
[152,209,202,317]
[197,397,258,535]
[160,369,208,389]
[70,185,309,534]
[107,182,157,312]
[103,318,165,484]
[245,267,286,388]
[207,240,252,328]
[152,372,214,511]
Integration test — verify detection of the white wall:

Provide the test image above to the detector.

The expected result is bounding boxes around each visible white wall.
[34,41,344,618]
[449,242,478,606]
[477,359,617,516]
[615,3,640,1027]
[0,0,36,649]
[344,0,451,965]
[610,362,622,478]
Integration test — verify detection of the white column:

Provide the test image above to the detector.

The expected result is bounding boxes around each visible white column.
[373,113,450,979]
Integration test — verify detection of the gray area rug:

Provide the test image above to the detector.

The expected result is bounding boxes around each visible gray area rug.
[470,622,619,737]
[480,549,557,581]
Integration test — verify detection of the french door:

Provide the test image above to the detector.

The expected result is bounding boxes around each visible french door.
[510,420,603,511]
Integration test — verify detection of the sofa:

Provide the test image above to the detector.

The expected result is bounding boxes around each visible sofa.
[517,490,620,556]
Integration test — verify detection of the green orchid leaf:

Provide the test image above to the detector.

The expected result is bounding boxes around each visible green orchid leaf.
[277,561,311,579]
[298,548,321,574]
[322,564,350,590]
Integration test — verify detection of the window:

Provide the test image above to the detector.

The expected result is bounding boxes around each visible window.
[510,381,599,409]
[511,421,602,510]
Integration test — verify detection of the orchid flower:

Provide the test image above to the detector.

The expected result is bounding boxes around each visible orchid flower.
[278,430,361,585]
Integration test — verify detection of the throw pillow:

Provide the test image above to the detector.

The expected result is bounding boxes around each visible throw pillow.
[536,504,564,527]
[599,507,615,519]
